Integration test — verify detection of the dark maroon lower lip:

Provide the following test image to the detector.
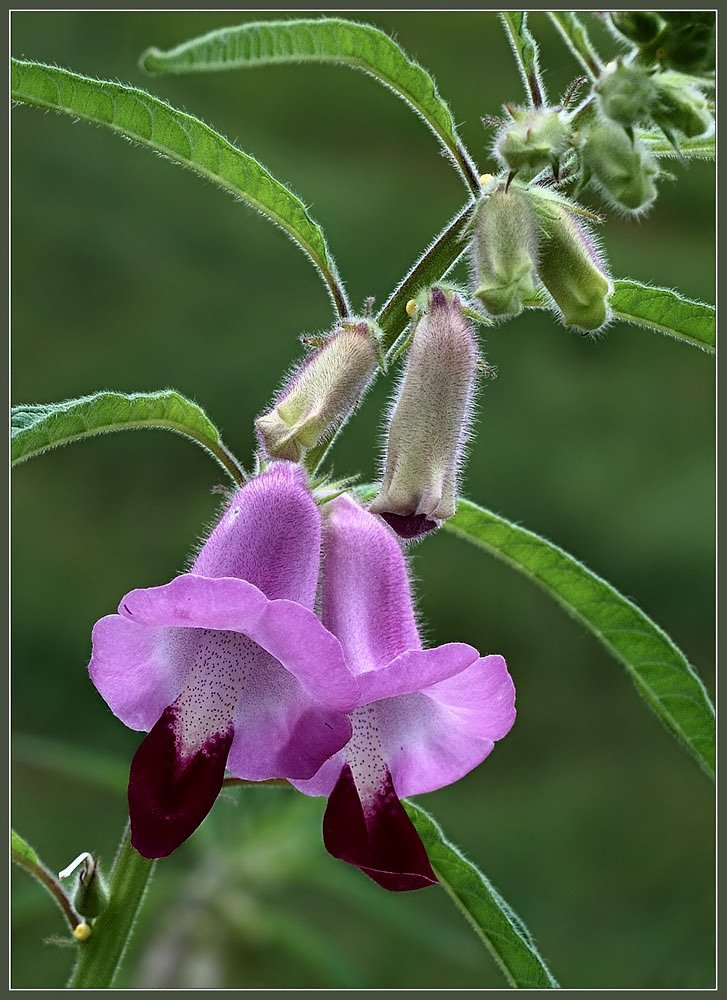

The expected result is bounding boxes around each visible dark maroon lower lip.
[377,511,439,540]
[323,763,437,893]
[128,706,233,859]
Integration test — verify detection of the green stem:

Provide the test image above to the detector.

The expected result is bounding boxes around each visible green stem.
[67,826,155,989]
[547,11,603,81]
[499,12,547,108]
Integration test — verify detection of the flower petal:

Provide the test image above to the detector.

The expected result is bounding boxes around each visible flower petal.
[89,614,189,731]
[191,461,321,607]
[357,643,480,704]
[323,764,437,892]
[128,705,233,859]
[322,495,420,674]
[378,654,516,799]
[119,575,357,712]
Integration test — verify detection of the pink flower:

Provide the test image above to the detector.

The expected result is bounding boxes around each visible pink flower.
[293,495,516,892]
[89,464,358,859]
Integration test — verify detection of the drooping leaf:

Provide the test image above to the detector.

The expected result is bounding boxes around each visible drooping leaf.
[11,390,245,481]
[444,500,715,779]
[140,17,478,189]
[10,58,348,315]
[610,280,715,352]
[405,802,559,989]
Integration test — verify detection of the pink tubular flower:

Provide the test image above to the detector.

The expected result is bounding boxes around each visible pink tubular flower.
[89,463,358,860]
[292,495,516,892]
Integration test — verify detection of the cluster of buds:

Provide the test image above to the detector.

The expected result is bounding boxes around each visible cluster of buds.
[470,176,612,331]
[610,11,715,75]
[595,62,712,140]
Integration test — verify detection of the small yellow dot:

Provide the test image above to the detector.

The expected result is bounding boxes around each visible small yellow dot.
[73,923,92,942]
[479,173,494,186]
[405,300,417,318]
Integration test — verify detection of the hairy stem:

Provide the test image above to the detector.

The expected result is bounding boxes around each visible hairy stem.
[499,12,547,108]
[67,827,155,989]
[11,847,81,931]
[547,12,603,81]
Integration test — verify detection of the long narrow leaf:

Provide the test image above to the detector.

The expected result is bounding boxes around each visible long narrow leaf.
[444,500,714,779]
[11,58,349,316]
[641,131,715,159]
[405,802,559,989]
[11,390,245,482]
[525,280,715,353]
[610,280,715,352]
[140,17,479,190]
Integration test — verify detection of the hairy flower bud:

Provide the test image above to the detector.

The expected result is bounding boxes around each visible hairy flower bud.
[610,11,663,45]
[529,189,612,332]
[494,108,571,180]
[582,118,658,214]
[256,321,378,461]
[651,72,713,139]
[470,183,539,318]
[595,63,656,127]
[370,289,477,539]
[656,13,715,74]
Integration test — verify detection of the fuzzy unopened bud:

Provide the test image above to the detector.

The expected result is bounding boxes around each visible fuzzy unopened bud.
[595,63,656,127]
[370,289,477,539]
[651,72,713,139]
[256,321,378,461]
[470,185,539,318]
[656,13,715,74]
[494,108,571,180]
[529,189,612,332]
[582,118,658,214]
[610,11,663,45]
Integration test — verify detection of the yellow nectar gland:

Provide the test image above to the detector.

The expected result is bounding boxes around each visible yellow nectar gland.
[73,922,92,942]
[405,300,418,318]
[479,173,494,186]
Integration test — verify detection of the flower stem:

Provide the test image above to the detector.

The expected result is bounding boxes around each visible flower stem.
[547,12,603,81]
[67,826,155,989]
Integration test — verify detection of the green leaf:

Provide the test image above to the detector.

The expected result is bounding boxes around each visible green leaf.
[11,58,349,316]
[444,500,715,779]
[525,279,715,353]
[404,802,559,989]
[11,390,245,481]
[11,829,41,868]
[140,17,479,190]
[641,131,715,159]
[610,280,715,353]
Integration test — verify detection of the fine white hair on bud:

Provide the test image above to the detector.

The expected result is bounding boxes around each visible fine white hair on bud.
[493,107,571,181]
[255,321,379,462]
[370,288,478,540]
[528,187,613,333]
[470,183,540,319]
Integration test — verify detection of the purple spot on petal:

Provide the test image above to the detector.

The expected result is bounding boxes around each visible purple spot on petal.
[323,764,437,892]
[128,706,233,859]
[378,511,438,540]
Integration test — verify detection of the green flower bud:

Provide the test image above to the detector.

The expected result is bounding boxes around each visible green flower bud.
[59,852,109,920]
[582,118,658,214]
[494,108,571,180]
[595,63,656,127]
[529,189,612,332]
[255,321,378,461]
[470,183,539,318]
[656,13,715,74]
[651,72,713,139]
[610,11,664,45]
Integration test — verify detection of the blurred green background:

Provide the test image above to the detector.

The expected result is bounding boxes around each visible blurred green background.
[11,11,714,989]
